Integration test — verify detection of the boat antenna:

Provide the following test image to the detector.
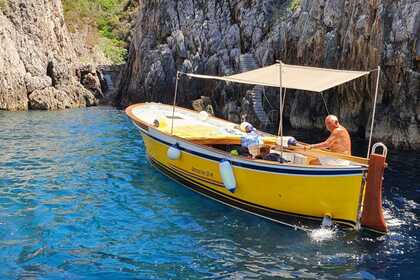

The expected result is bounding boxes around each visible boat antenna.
[320,92,330,115]
[277,61,284,159]
[367,66,381,157]
[171,71,180,135]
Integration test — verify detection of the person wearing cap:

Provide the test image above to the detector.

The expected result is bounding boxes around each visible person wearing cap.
[240,122,256,133]
[306,115,351,155]
[237,122,262,156]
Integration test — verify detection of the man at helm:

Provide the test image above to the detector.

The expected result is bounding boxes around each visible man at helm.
[306,115,351,155]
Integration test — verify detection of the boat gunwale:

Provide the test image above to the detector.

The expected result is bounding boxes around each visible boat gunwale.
[126,103,366,172]
[141,125,364,176]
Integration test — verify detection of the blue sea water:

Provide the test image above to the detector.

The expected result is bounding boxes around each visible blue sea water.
[0,107,418,279]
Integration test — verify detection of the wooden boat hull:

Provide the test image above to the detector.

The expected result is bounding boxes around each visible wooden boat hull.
[126,103,368,230]
[138,126,365,229]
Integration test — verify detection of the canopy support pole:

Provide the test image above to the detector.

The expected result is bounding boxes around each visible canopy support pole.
[367,66,381,158]
[277,62,284,159]
[171,71,180,135]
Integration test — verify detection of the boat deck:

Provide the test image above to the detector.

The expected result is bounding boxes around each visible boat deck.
[128,103,368,168]
[130,103,250,140]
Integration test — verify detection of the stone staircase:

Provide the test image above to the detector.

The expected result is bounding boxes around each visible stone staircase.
[239,54,271,127]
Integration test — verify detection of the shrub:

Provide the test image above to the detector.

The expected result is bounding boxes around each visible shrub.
[289,0,301,12]
[0,0,7,10]
[99,38,127,64]
[62,0,130,63]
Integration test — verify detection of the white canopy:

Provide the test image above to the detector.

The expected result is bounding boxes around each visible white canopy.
[186,63,370,92]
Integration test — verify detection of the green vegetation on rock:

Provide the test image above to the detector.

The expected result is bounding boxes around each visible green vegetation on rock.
[99,38,128,64]
[0,0,7,10]
[289,0,301,12]
[62,0,136,64]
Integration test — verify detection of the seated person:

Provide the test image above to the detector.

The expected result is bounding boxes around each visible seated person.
[239,122,257,134]
[235,122,288,163]
[304,115,352,166]
[228,122,261,158]
[255,145,289,163]
[239,122,263,148]
[306,115,351,155]
[254,145,271,160]
[230,122,257,157]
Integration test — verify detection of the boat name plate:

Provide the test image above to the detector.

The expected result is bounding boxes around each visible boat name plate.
[192,167,214,178]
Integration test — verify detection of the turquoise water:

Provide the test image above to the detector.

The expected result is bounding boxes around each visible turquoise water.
[0,107,418,279]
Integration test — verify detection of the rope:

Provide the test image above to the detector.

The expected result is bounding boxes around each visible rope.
[367,66,381,157]
[281,88,287,114]
[170,71,180,135]
[277,63,283,138]
[262,88,275,109]
[320,92,330,115]
[277,62,284,159]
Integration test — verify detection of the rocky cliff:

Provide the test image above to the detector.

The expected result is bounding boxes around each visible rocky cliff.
[0,0,98,111]
[117,0,419,148]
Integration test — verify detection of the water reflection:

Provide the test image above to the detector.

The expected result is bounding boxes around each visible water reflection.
[0,107,418,279]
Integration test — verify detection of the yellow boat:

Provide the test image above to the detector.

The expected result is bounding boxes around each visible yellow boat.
[126,62,388,234]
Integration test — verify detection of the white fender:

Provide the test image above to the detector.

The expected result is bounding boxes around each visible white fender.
[167,144,181,160]
[219,160,236,192]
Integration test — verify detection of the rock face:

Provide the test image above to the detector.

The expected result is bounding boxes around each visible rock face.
[0,0,98,111]
[79,65,104,99]
[117,0,419,148]
[97,64,124,104]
